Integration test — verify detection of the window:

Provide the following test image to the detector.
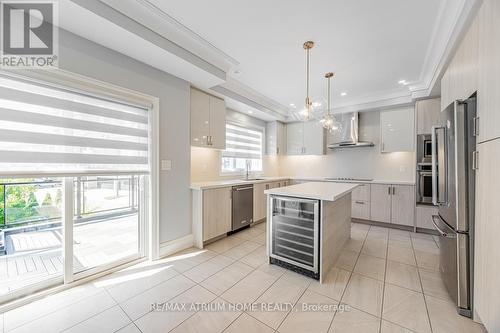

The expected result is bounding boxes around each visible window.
[221,123,263,174]
[0,73,152,304]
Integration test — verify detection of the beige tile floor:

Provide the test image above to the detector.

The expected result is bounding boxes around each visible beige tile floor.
[0,222,486,333]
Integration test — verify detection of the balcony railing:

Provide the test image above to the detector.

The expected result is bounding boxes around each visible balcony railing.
[0,176,138,230]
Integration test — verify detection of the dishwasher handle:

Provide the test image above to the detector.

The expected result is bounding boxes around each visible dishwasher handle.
[233,186,253,191]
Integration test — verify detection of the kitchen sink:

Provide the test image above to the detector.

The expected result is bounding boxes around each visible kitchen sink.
[242,178,265,181]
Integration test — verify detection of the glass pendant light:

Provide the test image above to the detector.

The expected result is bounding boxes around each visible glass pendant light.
[320,72,341,132]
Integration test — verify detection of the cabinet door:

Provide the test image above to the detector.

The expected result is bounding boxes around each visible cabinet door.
[253,182,266,221]
[209,96,226,149]
[369,184,392,223]
[303,120,325,155]
[478,0,500,143]
[391,185,415,226]
[380,108,415,152]
[277,121,287,155]
[416,98,441,134]
[191,88,210,147]
[203,187,231,241]
[416,205,438,230]
[352,200,370,220]
[286,122,304,155]
[352,184,370,201]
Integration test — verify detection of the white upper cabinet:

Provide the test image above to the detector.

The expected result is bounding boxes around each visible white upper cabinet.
[286,121,325,155]
[190,87,226,149]
[266,121,286,155]
[380,107,415,152]
[416,98,441,135]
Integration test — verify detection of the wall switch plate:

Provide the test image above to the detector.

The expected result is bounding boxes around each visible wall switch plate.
[161,160,172,171]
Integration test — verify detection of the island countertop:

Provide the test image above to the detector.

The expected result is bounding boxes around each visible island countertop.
[264,182,358,201]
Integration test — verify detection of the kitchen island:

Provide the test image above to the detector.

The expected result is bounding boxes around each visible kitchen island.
[265,182,358,282]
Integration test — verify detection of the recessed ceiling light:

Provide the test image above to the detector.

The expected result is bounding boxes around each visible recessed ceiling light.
[341,92,347,96]
[398,79,409,85]
[289,103,296,108]
[248,110,253,114]
[233,69,241,74]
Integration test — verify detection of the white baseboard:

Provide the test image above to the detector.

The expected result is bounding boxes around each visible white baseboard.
[159,234,194,258]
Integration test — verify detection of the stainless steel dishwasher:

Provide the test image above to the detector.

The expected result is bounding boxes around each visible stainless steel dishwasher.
[231,184,253,231]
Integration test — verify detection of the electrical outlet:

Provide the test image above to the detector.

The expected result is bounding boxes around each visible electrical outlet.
[161,160,172,171]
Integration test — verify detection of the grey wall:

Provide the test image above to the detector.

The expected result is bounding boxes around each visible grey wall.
[58,30,191,243]
[226,108,266,129]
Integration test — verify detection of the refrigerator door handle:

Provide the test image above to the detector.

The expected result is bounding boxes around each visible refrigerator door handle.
[431,215,456,238]
[432,125,447,205]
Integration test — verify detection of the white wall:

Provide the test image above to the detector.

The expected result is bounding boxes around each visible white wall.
[279,111,415,182]
[58,30,191,243]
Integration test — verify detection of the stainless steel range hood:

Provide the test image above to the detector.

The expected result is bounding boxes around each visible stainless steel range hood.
[327,112,374,149]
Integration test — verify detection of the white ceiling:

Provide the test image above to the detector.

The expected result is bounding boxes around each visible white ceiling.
[63,0,478,120]
[148,0,443,111]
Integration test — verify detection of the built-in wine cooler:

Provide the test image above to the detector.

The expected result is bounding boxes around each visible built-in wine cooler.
[269,195,320,279]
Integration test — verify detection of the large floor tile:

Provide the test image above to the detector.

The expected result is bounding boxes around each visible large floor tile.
[104,262,179,303]
[334,249,359,271]
[380,320,414,332]
[165,248,217,273]
[205,236,242,253]
[249,273,309,329]
[232,226,264,241]
[3,282,103,331]
[385,261,422,292]
[343,238,364,253]
[341,274,383,317]
[134,285,216,333]
[224,313,274,333]
[223,241,261,260]
[183,255,235,283]
[249,232,266,245]
[351,223,371,232]
[115,323,142,333]
[62,305,130,333]
[278,290,336,333]
[221,268,280,305]
[354,254,386,281]
[388,238,413,249]
[329,305,380,333]
[308,267,351,301]
[389,229,411,240]
[387,245,416,266]
[200,261,254,295]
[382,284,431,333]
[411,238,439,254]
[366,227,389,241]
[170,298,240,333]
[414,250,440,271]
[361,239,387,259]
[418,268,451,301]
[239,245,267,268]
[120,274,195,320]
[425,295,484,333]
[8,290,116,333]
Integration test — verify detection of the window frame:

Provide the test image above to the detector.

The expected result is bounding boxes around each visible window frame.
[220,121,265,176]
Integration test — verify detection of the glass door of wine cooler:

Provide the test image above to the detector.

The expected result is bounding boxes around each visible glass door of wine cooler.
[269,196,319,273]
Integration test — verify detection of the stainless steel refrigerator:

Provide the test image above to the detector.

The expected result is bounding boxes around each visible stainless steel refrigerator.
[431,96,477,317]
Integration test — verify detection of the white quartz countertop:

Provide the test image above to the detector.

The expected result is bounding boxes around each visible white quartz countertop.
[291,177,415,186]
[264,182,358,201]
[190,177,289,190]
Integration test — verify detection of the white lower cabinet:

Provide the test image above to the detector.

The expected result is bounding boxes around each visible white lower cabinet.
[391,185,415,226]
[416,205,438,230]
[368,184,415,226]
[352,200,370,220]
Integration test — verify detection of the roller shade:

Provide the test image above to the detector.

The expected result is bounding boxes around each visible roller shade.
[0,76,150,175]
[222,123,263,159]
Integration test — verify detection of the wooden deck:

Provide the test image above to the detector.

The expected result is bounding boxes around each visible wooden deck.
[0,214,138,297]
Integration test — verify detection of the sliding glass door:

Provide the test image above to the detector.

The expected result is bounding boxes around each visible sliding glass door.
[0,73,152,305]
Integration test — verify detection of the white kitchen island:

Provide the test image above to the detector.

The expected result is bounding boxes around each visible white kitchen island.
[265,182,358,282]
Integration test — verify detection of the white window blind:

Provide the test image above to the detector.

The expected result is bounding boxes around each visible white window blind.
[222,123,263,160]
[0,76,150,175]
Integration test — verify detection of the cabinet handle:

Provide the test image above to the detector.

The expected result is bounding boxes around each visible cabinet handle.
[388,187,391,195]
[473,117,479,137]
[265,184,269,190]
[355,201,365,205]
[277,147,280,154]
[472,151,479,170]
[392,186,396,195]
[209,136,213,146]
